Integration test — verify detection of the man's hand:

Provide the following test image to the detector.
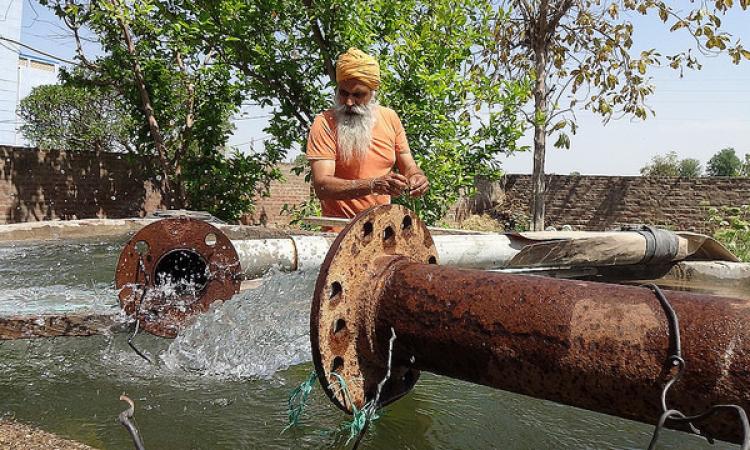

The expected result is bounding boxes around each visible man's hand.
[408,173,429,197]
[371,172,408,196]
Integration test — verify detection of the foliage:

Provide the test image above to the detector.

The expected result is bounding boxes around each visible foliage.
[489,1,750,230]
[640,151,701,177]
[743,154,750,177]
[707,205,750,262]
[170,0,529,225]
[182,148,282,221]
[371,0,530,224]
[707,147,743,177]
[679,158,703,178]
[281,198,323,231]
[41,0,283,220]
[19,83,135,153]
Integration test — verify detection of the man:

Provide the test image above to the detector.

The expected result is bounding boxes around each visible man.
[306,48,429,223]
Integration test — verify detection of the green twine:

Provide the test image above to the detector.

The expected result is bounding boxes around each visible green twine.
[283,327,397,448]
[330,372,376,444]
[283,370,318,432]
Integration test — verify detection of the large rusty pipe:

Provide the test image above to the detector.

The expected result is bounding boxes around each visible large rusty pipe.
[311,205,750,445]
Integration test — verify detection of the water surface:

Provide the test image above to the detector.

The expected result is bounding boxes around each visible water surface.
[0,238,737,449]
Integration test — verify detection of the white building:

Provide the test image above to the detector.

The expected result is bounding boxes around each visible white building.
[0,0,59,146]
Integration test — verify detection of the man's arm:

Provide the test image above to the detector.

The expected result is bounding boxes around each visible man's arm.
[310,160,408,200]
[396,152,429,197]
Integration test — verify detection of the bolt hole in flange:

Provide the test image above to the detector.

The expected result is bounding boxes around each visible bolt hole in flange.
[363,221,374,239]
[402,215,413,230]
[383,225,395,243]
[330,281,342,302]
[134,240,149,256]
[333,318,346,335]
[331,356,345,373]
[428,255,437,264]
[205,233,217,246]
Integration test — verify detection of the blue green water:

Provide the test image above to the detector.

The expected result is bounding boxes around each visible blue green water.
[0,238,737,449]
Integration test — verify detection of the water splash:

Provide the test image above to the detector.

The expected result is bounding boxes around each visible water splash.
[161,270,317,379]
[0,238,122,315]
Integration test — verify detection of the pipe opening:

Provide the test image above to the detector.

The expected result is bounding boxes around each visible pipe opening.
[331,356,345,373]
[154,249,209,295]
[205,233,217,246]
[333,318,346,335]
[363,221,374,238]
[383,226,395,242]
[330,281,342,302]
[402,215,412,230]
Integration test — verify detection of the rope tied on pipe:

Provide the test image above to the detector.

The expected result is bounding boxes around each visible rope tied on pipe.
[283,328,398,449]
[644,284,750,450]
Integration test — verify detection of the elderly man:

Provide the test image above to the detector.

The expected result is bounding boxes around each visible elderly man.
[306,48,429,222]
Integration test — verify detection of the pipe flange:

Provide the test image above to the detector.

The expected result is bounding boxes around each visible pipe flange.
[311,204,439,413]
[115,218,241,337]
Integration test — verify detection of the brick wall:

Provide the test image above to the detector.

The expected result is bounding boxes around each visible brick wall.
[242,164,312,226]
[5,145,746,232]
[0,146,165,224]
[492,174,750,233]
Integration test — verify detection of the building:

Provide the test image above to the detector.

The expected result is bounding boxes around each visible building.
[0,0,59,146]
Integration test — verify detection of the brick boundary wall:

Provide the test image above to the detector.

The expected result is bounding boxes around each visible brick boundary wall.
[242,164,312,226]
[3,146,748,232]
[0,146,165,224]
[0,146,310,226]
[489,174,750,234]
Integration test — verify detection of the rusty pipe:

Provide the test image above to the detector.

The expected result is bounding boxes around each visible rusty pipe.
[115,218,241,337]
[311,204,750,445]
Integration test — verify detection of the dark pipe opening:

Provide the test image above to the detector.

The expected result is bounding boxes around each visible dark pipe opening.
[154,249,208,295]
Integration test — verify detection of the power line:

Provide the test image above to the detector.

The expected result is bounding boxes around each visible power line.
[233,114,273,121]
[0,34,77,65]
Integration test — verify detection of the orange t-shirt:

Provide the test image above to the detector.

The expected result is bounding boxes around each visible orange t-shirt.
[306,106,410,218]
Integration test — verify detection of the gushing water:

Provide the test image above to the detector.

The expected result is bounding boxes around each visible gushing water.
[162,270,317,378]
[0,238,121,315]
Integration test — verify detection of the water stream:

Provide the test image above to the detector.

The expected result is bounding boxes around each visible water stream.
[0,237,736,449]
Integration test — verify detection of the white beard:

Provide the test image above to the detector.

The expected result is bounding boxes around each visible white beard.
[333,92,378,162]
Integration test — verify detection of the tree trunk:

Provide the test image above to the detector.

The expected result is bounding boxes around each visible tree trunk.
[530,9,549,232]
[114,5,175,208]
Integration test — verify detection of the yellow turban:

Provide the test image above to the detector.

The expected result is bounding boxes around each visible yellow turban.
[335,48,381,90]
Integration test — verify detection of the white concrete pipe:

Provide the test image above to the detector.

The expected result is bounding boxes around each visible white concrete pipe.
[232,234,522,278]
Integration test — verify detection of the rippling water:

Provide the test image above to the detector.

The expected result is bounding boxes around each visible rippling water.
[0,237,737,449]
[0,238,122,315]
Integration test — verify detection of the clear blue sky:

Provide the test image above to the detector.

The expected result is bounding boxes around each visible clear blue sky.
[17,1,750,175]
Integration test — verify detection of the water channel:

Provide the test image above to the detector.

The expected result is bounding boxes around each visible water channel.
[0,237,736,449]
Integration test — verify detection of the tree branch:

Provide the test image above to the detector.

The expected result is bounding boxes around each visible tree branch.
[112,0,174,201]
[301,0,337,84]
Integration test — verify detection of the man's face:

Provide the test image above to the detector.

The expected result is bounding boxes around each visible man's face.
[336,79,373,113]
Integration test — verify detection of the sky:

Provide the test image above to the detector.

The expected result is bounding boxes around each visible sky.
[12,0,750,176]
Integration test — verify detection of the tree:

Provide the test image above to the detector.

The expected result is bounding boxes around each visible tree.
[640,151,680,177]
[19,83,135,153]
[41,0,282,220]
[169,0,529,224]
[741,153,750,177]
[707,147,743,176]
[678,157,702,178]
[490,1,750,230]
[639,151,701,177]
